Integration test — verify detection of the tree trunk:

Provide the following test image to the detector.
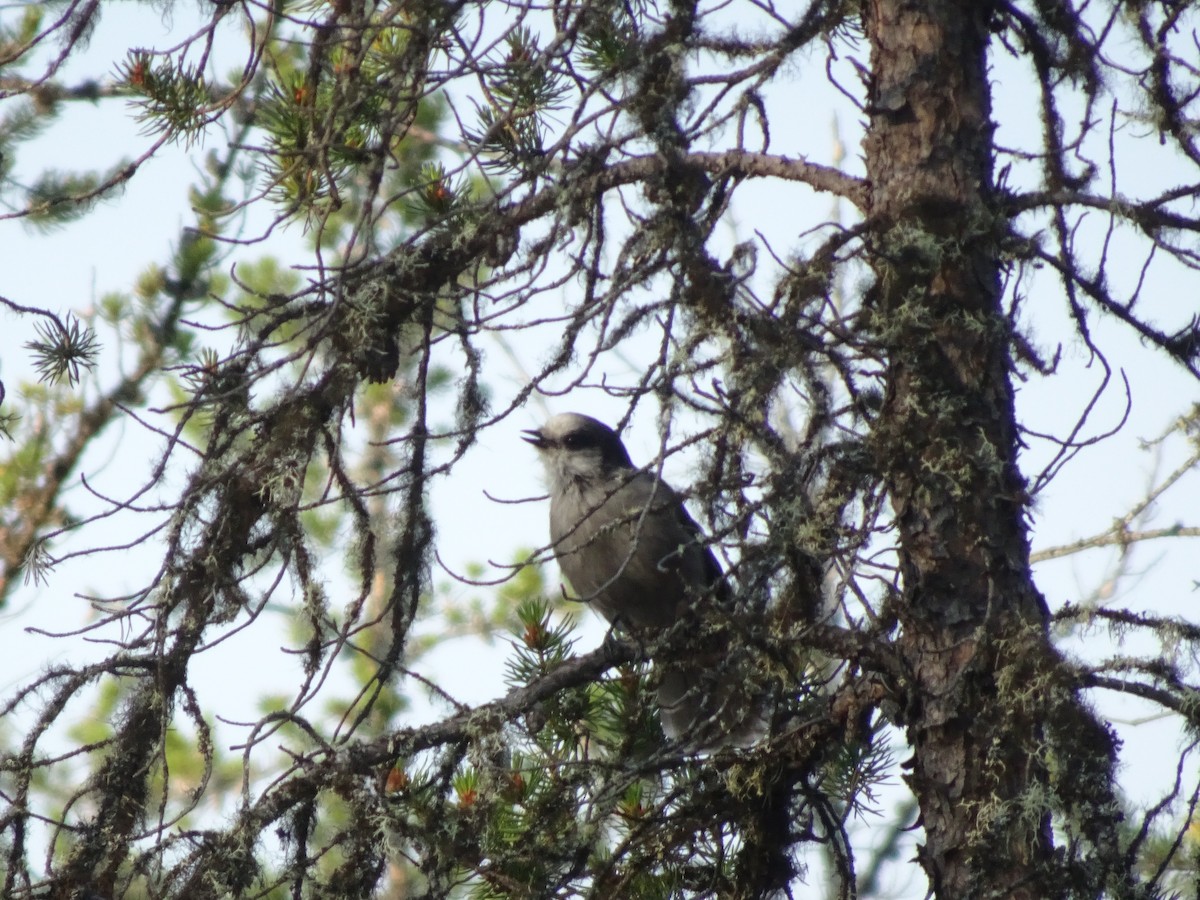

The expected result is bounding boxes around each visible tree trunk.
[862,1,1057,895]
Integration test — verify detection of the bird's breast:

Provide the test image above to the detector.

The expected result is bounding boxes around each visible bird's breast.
[548,481,686,629]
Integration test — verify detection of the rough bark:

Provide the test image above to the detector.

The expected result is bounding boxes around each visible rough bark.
[862,1,1058,895]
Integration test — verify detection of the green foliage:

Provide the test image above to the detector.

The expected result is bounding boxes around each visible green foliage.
[577,2,642,74]
[1,2,1198,898]
[0,3,42,48]
[504,598,598,748]
[0,102,50,185]
[23,315,100,386]
[466,27,568,171]
[375,602,678,897]
[249,10,451,232]
[409,161,472,228]
[119,51,215,145]
[23,169,117,227]
[823,721,894,819]
[492,26,570,112]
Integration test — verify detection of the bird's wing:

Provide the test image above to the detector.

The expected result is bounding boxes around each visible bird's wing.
[619,472,730,606]
[671,495,730,601]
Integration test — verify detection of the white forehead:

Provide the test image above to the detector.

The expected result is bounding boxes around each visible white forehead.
[539,412,609,440]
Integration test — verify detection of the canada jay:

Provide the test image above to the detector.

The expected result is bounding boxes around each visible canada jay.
[524,412,757,748]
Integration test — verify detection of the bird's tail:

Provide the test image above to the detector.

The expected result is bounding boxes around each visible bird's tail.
[657,663,764,751]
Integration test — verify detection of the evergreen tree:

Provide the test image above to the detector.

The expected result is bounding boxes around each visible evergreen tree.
[1,2,1198,898]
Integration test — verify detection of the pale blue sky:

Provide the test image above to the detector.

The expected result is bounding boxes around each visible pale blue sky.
[2,4,1198,895]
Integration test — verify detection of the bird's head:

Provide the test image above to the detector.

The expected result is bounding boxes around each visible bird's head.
[523,412,634,488]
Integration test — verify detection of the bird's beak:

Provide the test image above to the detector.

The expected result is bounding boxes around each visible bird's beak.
[522,428,546,448]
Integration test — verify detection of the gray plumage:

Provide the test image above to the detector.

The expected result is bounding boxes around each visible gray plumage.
[524,412,757,748]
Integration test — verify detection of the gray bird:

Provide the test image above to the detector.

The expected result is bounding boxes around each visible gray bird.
[523,412,757,748]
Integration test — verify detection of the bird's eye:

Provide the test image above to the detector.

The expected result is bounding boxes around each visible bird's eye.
[562,432,589,450]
